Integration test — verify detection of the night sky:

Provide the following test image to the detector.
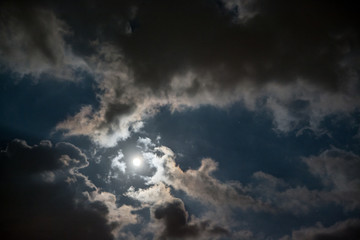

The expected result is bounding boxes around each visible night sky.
[1,1,360,239]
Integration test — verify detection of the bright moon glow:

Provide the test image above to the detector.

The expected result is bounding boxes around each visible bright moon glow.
[132,157,142,167]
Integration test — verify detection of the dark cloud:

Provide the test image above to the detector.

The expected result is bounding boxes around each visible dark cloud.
[119,0,359,92]
[153,199,229,240]
[2,0,350,143]
[0,139,136,240]
[15,0,358,93]
[284,218,360,240]
[104,102,135,126]
[48,0,360,143]
[0,6,63,62]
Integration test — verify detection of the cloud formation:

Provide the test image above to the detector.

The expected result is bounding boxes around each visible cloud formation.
[0,139,137,239]
[127,183,230,240]
[1,1,360,239]
[142,146,269,212]
[153,199,229,240]
[0,0,348,145]
[250,148,360,214]
[130,139,360,218]
[303,148,360,210]
[0,4,86,78]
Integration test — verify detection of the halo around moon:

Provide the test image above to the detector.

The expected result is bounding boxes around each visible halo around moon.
[132,157,142,167]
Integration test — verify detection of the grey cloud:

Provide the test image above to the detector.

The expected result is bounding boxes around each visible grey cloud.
[260,81,360,133]
[282,218,360,240]
[249,148,360,214]
[250,171,325,214]
[303,148,360,210]
[0,3,87,78]
[0,139,137,239]
[221,0,259,22]
[55,45,150,146]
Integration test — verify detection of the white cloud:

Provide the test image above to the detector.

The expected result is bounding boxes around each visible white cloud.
[111,150,126,173]
[137,137,155,151]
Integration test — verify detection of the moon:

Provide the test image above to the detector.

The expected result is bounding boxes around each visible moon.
[132,157,142,167]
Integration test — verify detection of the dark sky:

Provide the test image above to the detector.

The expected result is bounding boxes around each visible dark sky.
[1,0,360,239]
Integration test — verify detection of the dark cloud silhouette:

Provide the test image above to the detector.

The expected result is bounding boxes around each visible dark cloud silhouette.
[0,139,136,240]
[153,199,229,240]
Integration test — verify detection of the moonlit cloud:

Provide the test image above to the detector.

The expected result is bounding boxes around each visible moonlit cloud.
[1,0,360,239]
[130,140,271,212]
[111,150,126,173]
